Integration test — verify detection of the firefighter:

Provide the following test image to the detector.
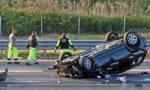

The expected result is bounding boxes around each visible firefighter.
[7,28,19,64]
[26,31,38,65]
[55,33,76,60]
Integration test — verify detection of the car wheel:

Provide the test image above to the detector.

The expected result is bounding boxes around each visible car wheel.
[60,52,72,61]
[124,31,140,52]
[79,56,93,72]
[105,31,119,43]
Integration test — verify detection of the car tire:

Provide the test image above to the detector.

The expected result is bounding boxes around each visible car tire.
[79,56,93,72]
[124,31,140,52]
[105,31,119,43]
[60,52,72,61]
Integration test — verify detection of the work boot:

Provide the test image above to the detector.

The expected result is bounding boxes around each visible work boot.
[8,62,12,64]
[14,62,20,64]
[7,58,12,64]
[34,60,39,65]
[14,59,20,64]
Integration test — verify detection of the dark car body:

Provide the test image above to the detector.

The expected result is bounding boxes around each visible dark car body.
[54,32,148,78]
[0,68,8,82]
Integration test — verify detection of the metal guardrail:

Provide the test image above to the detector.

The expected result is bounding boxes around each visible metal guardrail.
[0,40,150,50]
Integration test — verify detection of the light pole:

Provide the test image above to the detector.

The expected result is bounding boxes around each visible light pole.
[40,17,43,36]
[77,16,81,35]
[0,16,2,35]
[123,17,126,33]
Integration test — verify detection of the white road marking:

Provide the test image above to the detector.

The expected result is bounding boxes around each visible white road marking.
[0,69,149,73]
[28,81,33,82]
[0,59,150,62]
[129,69,150,72]
[0,69,44,72]
[0,59,57,62]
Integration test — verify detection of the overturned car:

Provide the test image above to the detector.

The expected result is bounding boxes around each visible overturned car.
[0,68,8,82]
[53,31,148,78]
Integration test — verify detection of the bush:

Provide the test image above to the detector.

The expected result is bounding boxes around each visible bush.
[0,8,150,36]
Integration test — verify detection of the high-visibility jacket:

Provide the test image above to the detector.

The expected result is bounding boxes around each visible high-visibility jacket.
[56,37,74,49]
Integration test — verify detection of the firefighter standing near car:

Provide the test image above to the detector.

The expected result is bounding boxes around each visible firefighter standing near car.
[55,33,76,60]
[26,31,38,65]
[7,28,20,64]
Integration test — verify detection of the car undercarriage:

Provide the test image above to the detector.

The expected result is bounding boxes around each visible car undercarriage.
[54,31,148,78]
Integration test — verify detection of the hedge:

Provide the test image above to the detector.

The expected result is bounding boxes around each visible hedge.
[0,9,150,36]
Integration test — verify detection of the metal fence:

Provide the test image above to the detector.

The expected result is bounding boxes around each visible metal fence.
[1,16,150,36]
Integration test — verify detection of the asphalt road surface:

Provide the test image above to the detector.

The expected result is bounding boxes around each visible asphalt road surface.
[0,59,150,85]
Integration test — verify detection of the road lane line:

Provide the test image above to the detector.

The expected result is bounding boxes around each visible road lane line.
[0,59,57,62]
[0,59,150,62]
[129,69,150,72]
[0,68,149,73]
[0,69,44,73]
